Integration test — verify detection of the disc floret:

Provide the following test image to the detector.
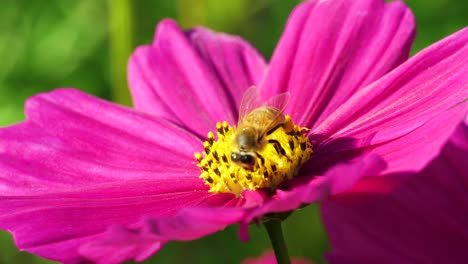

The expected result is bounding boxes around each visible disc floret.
[195,118,312,196]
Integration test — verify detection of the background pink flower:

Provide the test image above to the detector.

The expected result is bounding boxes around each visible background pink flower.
[242,251,312,264]
[322,119,468,263]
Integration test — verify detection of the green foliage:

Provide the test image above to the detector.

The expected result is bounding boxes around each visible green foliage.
[0,0,109,126]
[0,0,466,263]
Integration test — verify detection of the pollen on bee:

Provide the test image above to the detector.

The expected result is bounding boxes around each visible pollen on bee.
[195,119,313,196]
[283,115,294,133]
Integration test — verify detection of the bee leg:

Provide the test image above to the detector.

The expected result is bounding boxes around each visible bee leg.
[282,116,294,133]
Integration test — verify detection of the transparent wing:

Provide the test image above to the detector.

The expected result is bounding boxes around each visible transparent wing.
[263,91,290,113]
[238,86,291,138]
[258,91,291,137]
[238,86,291,122]
[238,86,262,125]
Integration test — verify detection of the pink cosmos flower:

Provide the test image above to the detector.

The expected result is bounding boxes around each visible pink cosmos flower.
[321,120,468,263]
[0,0,466,263]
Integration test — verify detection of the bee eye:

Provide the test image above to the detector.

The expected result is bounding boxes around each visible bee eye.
[239,154,255,165]
[231,153,239,161]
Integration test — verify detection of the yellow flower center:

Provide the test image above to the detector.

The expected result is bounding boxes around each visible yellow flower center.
[194,116,313,196]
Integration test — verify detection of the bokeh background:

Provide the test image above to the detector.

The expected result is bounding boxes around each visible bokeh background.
[0,0,466,263]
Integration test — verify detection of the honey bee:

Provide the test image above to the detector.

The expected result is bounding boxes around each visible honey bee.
[231,86,291,170]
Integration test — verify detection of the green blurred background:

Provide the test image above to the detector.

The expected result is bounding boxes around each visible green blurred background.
[0,0,465,263]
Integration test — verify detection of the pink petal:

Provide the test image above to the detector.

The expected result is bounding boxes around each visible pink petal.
[262,0,415,128]
[128,19,267,136]
[313,27,468,177]
[321,120,468,263]
[0,88,202,194]
[0,179,212,263]
[78,225,165,264]
[243,154,386,228]
[0,89,236,262]
[142,206,246,240]
[79,206,246,263]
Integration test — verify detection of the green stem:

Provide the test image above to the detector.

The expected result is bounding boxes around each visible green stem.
[264,219,291,264]
[108,0,133,106]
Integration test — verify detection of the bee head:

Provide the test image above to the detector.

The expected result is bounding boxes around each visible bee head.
[231,152,256,171]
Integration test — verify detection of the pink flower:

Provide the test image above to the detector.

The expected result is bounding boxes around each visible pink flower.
[0,0,466,263]
[321,120,468,263]
[242,251,312,264]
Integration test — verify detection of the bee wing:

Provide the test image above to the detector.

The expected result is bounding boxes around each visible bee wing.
[263,91,291,113]
[238,86,291,136]
[238,86,262,125]
[258,91,291,137]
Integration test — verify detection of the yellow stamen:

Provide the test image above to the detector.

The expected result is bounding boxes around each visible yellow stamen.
[194,116,313,196]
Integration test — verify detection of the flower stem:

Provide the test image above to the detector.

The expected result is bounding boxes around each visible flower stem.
[108,0,133,106]
[264,219,291,264]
